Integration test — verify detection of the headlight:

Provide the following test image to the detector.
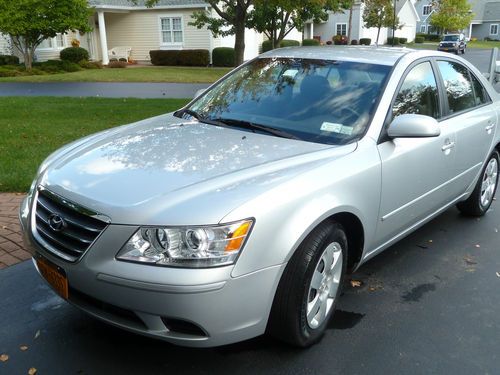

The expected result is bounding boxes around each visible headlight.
[116,219,253,268]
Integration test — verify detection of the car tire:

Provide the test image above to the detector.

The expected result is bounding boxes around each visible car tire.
[462,48,465,54]
[267,220,347,347]
[457,150,499,216]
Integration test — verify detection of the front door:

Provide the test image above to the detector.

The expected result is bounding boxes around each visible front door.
[375,60,456,247]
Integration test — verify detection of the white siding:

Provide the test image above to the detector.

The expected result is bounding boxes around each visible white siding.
[0,34,11,55]
[103,8,210,62]
[395,0,418,42]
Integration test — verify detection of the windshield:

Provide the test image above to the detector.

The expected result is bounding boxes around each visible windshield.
[443,35,459,41]
[187,58,391,145]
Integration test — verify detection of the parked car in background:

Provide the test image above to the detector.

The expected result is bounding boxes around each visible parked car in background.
[438,34,467,54]
[20,47,499,348]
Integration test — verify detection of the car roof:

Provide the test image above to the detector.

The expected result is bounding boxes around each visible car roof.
[259,46,415,66]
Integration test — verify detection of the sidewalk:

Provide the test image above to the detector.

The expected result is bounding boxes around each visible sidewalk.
[0,193,30,269]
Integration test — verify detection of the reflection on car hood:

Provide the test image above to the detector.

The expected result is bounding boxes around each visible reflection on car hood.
[40,113,356,225]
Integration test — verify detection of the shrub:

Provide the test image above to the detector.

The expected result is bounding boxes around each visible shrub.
[302,39,320,46]
[79,60,103,69]
[333,35,348,45]
[415,36,425,44]
[470,37,477,42]
[399,37,407,44]
[107,60,127,68]
[0,66,22,77]
[262,39,301,52]
[350,39,358,45]
[149,49,209,66]
[33,60,82,73]
[359,38,371,45]
[280,39,300,48]
[386,37,400,45]
[0,55,20,65]
[60,47,89,63]
[212,47,234,67]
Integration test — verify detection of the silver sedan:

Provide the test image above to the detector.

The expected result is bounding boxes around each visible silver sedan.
[19,46,499,347]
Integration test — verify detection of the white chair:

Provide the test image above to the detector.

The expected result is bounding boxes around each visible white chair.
[108,46,132,61]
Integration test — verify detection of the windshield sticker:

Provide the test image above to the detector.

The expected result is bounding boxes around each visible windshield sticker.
[320,122,353,135]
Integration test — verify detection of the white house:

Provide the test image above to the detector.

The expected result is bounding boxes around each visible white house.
[304,0,420,44]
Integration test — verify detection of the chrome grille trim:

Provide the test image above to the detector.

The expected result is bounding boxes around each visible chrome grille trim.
[31,186,110,262]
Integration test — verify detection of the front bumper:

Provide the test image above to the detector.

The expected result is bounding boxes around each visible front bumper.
[20,196,285,347]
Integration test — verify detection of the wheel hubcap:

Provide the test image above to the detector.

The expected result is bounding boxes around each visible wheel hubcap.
[306,242,343,329]
[480,158,498,208]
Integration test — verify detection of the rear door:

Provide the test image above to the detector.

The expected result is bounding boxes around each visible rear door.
[435,60,497,194]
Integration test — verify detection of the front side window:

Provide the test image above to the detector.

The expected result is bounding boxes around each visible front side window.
[393,62,440,119]
[437,61,475,114]
[161,17,183,44]
[491,24,499,35]
[420,25,426,33]
[187,58,391,145]
[423,5,432,15]
[336,23,347,36]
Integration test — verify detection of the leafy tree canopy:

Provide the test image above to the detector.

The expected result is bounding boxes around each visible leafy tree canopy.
[430,0,473,33]
[362,0,399,43]
[0,0,92,69]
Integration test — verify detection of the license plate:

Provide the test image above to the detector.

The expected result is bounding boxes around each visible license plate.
[36,257,69,299]
[442,48,448,51]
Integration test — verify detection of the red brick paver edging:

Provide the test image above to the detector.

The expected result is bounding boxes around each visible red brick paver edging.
[0,193,30,269]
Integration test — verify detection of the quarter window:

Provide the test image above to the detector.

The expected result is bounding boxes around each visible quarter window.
[437,61,475,114]
[336,23,347,36]
[393,62,440,119]
[161,17,183,44]
[470,73,491,105]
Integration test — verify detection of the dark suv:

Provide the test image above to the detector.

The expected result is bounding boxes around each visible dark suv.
[438,34,466,54]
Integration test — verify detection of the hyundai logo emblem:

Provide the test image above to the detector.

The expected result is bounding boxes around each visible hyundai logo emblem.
[48,214,66,232]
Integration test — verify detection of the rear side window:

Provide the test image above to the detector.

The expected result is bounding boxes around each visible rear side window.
[470,73,491,105]
[437,61,475,114]
[393,61,440,119]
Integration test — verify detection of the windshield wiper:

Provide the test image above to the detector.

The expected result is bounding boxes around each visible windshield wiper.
[213,118,302,140]
[173,108,226,127]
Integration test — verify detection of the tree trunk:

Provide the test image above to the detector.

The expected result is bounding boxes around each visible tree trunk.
[376,26,381,45]
[24,44,33,71]
[234,18,246,66]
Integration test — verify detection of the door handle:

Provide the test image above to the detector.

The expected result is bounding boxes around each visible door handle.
[441,141,455,151]
[485,124,495,132]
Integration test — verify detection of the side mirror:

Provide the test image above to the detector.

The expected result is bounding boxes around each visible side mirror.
[194,88,206,99]
[387,114,440,138]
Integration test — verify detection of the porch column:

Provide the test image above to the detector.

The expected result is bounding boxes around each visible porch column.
[97,11,109,65]
[310,23,314,39]
[468,23,472,39]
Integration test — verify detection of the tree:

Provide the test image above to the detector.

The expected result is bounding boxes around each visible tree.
[190,1,252,66]
[430,0,473,34]
[0,0,92,70]
[247,0,350,50]
[362,0,398,44]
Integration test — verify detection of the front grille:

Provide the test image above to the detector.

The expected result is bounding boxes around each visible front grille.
[33,188,108,262]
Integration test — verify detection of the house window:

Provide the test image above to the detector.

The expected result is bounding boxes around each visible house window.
[38,33,66,49]
[336,23,347,36]
[422,5,432,15]
[160,17,183,45]
[491,24,499,35]
[420,25,426,33]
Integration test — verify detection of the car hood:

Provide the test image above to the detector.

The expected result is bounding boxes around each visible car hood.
[39,113,356,225]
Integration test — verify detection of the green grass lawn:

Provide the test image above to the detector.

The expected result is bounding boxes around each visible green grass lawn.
[0,66,232,83]
[0,97,190,192]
